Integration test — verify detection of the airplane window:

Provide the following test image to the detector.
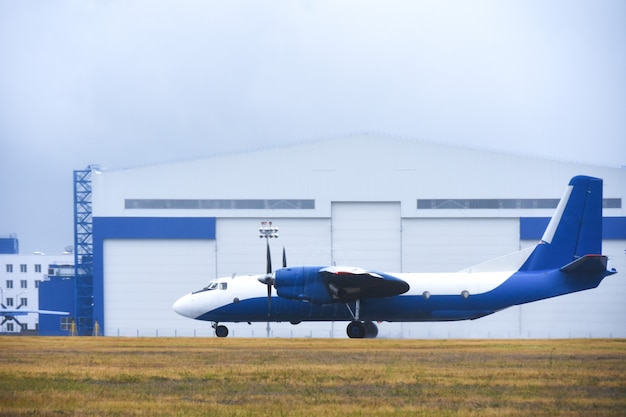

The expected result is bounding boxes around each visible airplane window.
[220,282,227,290]
[192,281,218,294]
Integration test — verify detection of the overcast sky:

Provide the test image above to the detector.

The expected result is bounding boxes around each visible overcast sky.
[1,1,625,255]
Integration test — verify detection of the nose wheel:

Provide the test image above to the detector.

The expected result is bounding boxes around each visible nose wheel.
[212,322,229,338]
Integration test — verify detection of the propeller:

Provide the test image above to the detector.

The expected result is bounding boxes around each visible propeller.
[1,315,22,329]
[258,244,288,311]
[265,240,274,338]
[257,221,280,338]
[1,303,23,330]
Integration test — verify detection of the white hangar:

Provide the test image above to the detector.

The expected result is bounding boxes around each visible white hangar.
[91,133,626,338]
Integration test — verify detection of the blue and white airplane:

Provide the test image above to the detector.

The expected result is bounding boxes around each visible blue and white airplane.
[1,303,69,331]
[173,176,617,338]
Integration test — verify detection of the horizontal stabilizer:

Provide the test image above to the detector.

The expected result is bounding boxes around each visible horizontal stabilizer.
[560,255,613,275]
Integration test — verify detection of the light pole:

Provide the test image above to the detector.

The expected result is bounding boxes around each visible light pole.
[259,221,278,338]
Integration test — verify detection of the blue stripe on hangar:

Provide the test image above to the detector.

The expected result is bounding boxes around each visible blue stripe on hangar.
[520,217,626,240]
[92,217,216,333]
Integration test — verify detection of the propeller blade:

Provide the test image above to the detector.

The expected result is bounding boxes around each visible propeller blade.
[266,240,272,274]
[266,284,271,338]
[282,246,287,268]
[267,283,271,317]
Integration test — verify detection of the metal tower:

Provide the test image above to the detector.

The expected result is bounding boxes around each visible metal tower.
[73,167,96,336]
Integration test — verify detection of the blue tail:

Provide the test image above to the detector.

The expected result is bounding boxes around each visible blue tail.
[520,176,603,271]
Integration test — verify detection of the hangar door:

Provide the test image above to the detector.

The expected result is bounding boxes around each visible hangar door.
[103,239,215,337]
[331,202,401,271]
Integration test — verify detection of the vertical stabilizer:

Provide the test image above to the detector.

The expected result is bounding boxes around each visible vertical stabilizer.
[520,176,603,271]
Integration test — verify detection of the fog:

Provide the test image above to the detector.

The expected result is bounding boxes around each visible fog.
[1,1,624,254]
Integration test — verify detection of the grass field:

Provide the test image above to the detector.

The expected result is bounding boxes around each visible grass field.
[0,337,625,416]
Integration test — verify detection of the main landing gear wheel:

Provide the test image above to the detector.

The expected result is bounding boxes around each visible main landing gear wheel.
[346,320,378,339]
[347,320,365,338]
[215,325,229,338]
[364,321,378,338]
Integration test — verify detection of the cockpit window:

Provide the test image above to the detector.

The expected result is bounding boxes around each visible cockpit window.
[220,282,227,290]
[192,281,219,294]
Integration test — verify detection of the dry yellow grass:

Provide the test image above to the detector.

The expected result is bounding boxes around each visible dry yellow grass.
[0,337,624,416]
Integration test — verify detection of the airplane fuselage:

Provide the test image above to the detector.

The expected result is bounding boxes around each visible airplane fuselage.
[174,257,608,325]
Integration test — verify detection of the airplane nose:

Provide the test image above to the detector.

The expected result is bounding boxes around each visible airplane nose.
[172,294,196,318]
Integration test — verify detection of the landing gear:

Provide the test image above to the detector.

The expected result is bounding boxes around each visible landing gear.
[347,320,366,338]
[215,325,228,338]
[346,320,378,338]
[364,321,378,338]
[213,322,229,338]
[345,299,379,338]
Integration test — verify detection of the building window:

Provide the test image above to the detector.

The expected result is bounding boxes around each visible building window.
[61,317,73,331]
[6,323,14,332]
[6,280,13,289]
[20,280,27,289]
[35,280,41,289]
[20,297,28,307]
[5,264,12,273]
[6,298,13,306]
[603,198,622,209]
[35,264,42,273]
[417,198,561,210]
[20,264,27,273]
[125,198,316,210]
[417,198,622,210]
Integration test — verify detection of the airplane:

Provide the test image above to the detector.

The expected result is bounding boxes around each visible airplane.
[1,303,69,331]
[173,175,617,338]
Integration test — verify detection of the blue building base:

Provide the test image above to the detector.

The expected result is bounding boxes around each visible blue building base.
[39,277,75,336]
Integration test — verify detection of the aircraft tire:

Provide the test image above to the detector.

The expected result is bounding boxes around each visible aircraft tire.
[346,321,366,339]
[215,325,229,338]
[364,321,378,338]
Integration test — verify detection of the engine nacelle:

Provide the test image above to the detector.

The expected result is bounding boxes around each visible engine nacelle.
[274,266,334,304]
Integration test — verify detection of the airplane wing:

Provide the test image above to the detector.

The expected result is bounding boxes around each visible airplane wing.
[0,307,69,328]
[319,266,410,302]
[1,306,69,316]
[29,310,70,315]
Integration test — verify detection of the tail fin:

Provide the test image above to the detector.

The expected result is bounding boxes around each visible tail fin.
[520,176,603,271]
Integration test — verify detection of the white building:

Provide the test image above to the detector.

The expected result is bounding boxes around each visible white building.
[91,133,626,338]
[0,253,73,333]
